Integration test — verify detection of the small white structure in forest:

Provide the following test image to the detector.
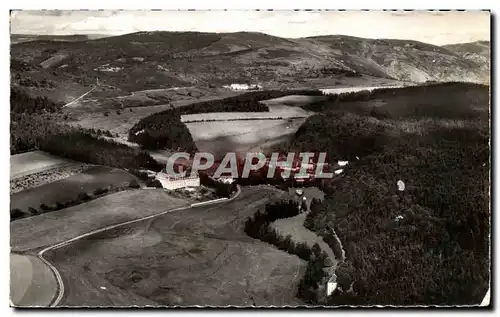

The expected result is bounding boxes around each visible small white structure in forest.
[156,172,200,190]
[334,169,344,175]
[338,161,349,167]
[397,180,406,191]
[394,215,404,222]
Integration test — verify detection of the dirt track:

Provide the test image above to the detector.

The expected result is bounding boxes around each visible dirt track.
[11,189,191,253]
[42,186,306,307]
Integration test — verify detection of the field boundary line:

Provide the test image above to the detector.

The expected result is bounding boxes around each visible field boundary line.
[36,185,241,307]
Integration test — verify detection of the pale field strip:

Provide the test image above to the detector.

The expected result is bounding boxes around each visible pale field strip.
[10,254,58,307]
[10,163,92,194]
[10,151,80,180]
[320,85,406,95]
[180,105,311,123]
[186,119,296,141]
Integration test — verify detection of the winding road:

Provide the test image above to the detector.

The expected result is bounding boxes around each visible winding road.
[10,186,241,307]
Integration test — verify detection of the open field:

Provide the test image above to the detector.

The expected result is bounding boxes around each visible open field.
[187,118,307,159]
[10,253,58,307]
[271,213,336,266]
[65,88,244,138]
[11,163,91,194]
[183,100,315,159]
[10,151,78,180]
[10,189,191,253]
[40,186,306,307]
[10,166,138,214]
[270,187,334,267]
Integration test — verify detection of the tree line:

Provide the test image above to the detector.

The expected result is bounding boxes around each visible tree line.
[11,112,163,171]
[11,87,62,114]
[11,184,122,222]
[244,200,332,303]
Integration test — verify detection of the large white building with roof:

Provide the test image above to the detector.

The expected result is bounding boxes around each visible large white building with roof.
[155,172,200,190]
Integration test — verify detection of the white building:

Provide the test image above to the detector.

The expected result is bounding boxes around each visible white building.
[223,83,263,91]
[155,172,200,190]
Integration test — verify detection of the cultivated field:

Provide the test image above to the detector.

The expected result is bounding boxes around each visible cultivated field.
[10,254,58,307]
[10,151,78,180]
[187,118,307,159]
[11,163,91,194]
[41,186,307,307]
[10,166,138,215]
[183,99,316,159]
[10,189,191,252]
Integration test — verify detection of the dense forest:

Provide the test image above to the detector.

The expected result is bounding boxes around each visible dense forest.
[286,82,490,305]
[302,82,489,117]
[10,89,162,171]
[278,112,388,162]
[11,87,62,113]
[128,89,323,150]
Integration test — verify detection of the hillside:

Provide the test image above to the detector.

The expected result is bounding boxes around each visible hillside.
[443,41,490,84]
[10,33,110,45]
[10,31,489,98]
[279,82,490,305]
[300,35,489,83]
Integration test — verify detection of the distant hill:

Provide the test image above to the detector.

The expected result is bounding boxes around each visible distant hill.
[10,31,490,94]
[443,41,490,84]
[10,34,111,45]
[299,35,489,83]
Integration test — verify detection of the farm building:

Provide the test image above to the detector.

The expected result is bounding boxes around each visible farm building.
[223,83,263,91]
[155,172,200,190]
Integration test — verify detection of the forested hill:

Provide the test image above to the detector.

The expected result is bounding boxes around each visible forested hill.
[279,82,490,305]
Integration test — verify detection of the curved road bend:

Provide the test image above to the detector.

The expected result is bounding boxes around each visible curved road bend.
[14,186,242,307]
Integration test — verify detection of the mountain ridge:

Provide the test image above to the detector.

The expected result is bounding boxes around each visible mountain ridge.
[10,31,490,96]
